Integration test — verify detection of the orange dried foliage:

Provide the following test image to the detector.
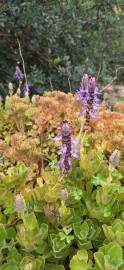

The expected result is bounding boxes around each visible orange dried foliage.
[114,102,124,113]
[0,92,81,171]
[91,110,124,152]
[0,133,41,171]
[30,91,81,134]
[1,92,124,171]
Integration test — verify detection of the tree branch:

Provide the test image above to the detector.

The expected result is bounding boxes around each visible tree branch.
[103,66,124,90]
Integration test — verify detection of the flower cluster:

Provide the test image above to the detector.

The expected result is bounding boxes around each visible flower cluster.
[15,65,24,81]
[15,193,26,212]
[54,121,80,174]
[77,73,99,130]
[15,63,30,95]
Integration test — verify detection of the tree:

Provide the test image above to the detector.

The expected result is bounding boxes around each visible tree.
[0,0,124,97]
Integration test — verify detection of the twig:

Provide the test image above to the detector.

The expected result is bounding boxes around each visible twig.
[17,37,28,86]
[103,66,124,90]
[49,79,54,91]
[68,77,72,93]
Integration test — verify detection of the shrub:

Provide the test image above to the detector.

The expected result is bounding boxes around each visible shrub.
[0,91,124,269]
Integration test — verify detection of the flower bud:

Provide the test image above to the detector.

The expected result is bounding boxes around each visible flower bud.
[60,188,68,201]
[15,193,26,212]
[109,149,120,168]
[8,82,13,91]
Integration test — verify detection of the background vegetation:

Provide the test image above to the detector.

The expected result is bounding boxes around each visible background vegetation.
[0,0,124,98]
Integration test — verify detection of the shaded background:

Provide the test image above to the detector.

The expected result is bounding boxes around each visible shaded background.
[0,0,124,98]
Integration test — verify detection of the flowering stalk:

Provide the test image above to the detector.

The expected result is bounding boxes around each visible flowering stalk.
[20,81,30,94]
[15,63,30,95]
[54,121,80,174]
[15,64,24,81]
[77,73,99,131]
[15,38,30,96]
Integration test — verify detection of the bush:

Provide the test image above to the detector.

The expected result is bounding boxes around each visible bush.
[0,0,124,96]
[0,92,124,269]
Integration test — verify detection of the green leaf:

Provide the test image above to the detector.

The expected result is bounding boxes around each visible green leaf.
[92,174,105,186]
[95,242,124,269]
[0,263,18,270]
[22,212,39,231]
[53,57,61,65]
[108,244,123,267]
[0,224,7,243]
[7,227,16,239]
[112,169,123,181]
[45,264,65,270]
[77,250,88,262]
[81,1,95,9]
[20,256,45,270]
[94,252,105,270]
[70,250,88,270]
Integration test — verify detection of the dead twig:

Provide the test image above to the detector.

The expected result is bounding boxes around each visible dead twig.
[17,37,28,86]
[103,66,124,90]
[68,77,72,93]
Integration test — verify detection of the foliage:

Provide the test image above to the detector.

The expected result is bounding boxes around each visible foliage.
[0,92,124,172]
[0,92,81,172]
[0,0,124,97]
[94,242,124,270]
[70,249,93,270]
[0,92,124,269]
[114,101,124,113]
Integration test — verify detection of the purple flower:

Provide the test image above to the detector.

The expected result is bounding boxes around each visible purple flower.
[54,121,80,174]
[15,65,24,81]
[21,82,30,93]
[15,193,26,212]
[60,188,68,201]
[77,73,99,130]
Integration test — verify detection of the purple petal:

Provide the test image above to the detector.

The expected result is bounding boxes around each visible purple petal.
[71,145,79,153]
[72,152,80,159]
[61,122,72,137]
[68,158,72,169]
[56,154,65,167]
[71,146,80,159]
[15,66,24,81]
[53,135,62,141]
[21,82,30,93]
[61,164,65,174]
[59,144,67,153]
[71,138,80,145]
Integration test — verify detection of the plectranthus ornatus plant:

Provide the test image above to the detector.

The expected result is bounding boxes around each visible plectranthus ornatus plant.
[77,73,99,131]
[15,62,30,96]
[54,121,80,175]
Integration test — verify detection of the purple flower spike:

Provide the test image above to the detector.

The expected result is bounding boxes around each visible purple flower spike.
[55,121,80,174]
[61,122,72,137]
[15,65,24,81]
[15,64,30,96]
[77,73,99,131]
[21,82,30,93]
